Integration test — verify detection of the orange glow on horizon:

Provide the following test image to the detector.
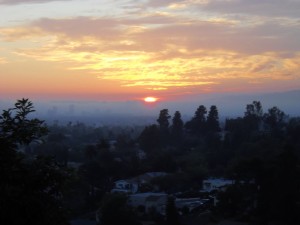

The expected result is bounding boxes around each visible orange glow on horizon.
[144,97,158,103]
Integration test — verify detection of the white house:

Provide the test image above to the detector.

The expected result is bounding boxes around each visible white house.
[111,180,139,193]
[111,172,168,194]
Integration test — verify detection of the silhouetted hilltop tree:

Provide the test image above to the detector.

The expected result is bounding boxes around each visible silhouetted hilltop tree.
[245,101,263,117]
[0,99,69,225]
[206,105,221,133]
[171,111,184,142]
[185,105,207,135]
[0,98,47,148]
[157,109,171,145]
[157,109,171,132]
[244,101,263,133]
[263,106,286,134]
[157,109,170,129]
[225,101,264,151]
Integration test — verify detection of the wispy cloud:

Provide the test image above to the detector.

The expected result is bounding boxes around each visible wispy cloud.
[3,14,296,53]
[145,0,185,8]
[201,0,300,18]
[0,57,7,64]
[0,0,71,5]
[145,0,300,18]
[1,0,299,96]
[0,27,44,41]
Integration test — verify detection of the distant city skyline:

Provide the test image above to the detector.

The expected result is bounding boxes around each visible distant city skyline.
[1,0,300,102]
[1,90,300,126]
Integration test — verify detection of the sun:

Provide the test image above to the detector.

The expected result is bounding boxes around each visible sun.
[144,97,158,103]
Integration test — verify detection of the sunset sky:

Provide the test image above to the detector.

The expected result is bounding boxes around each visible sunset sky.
[1,0,300,101]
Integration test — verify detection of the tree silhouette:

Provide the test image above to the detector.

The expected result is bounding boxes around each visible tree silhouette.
[0,99,69,225]
[157,109,171,131]
[171,111,184,142]
[244,101,263,118]
[244,101,263,133]
[166,196,180,225]
[139,124,160,152]
[99,193,141,225]
[185,105,207,135]
[157,109,171,145]
[256,145,300,224]
[206,105,221,133]
[273,145,300,224]
[0,98,47,148]
[263,106,285,132]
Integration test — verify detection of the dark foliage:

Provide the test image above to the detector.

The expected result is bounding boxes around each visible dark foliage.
[166,196,181,225]
[98,193,141,225]
[6,99,300,225]
[0,99,70,225]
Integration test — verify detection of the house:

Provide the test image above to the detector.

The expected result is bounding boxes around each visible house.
[128,192,167,214]
[111,180,138,193]
[202,178,234,192]
[111,172,168,194]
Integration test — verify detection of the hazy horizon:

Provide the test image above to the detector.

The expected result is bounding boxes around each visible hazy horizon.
[1,89,299,126]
